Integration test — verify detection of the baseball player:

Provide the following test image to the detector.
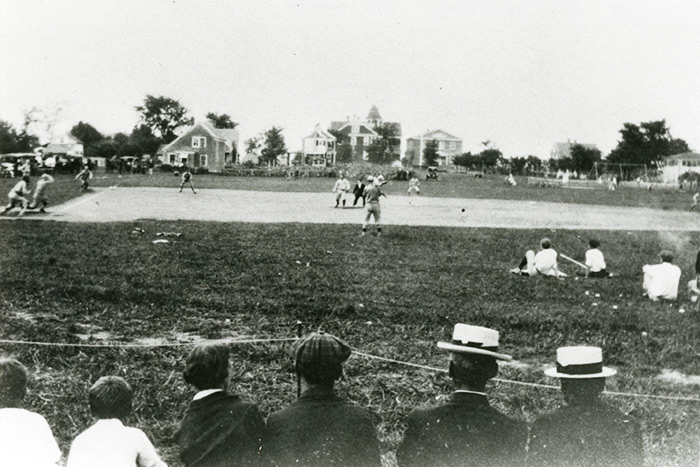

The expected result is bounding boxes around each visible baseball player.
[332,173,350,208]
[75,166,92,192]
[0,175,31,217]
[29,173,55,213]
[361,175,386,236]
[179,167,197,194]
[407,175,420,196]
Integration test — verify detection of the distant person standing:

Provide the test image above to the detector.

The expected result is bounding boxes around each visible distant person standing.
[179,167,197,194]
[75,166,92,192]
[407,175,421,195]
[332,173,350,208]
[361,175,386,237]
[29,173,55,213]
[352,178,366,206]
[147,158,155,177]
[690,192,699,211]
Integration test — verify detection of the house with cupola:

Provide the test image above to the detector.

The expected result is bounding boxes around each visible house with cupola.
[329,105,401,162]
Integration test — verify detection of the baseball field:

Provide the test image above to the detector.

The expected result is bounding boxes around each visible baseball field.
[1,172,699,466]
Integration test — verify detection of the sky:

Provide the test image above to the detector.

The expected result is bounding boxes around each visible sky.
[1,0,699,158]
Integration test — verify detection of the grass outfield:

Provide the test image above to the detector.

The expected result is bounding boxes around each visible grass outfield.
[1,221,699,466]
[1,170,696,212]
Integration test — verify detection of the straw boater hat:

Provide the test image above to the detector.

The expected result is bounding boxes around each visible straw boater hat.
[437,324,512,361]
[544,346,617,379]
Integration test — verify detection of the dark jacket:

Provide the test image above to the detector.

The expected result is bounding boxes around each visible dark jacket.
[177,391,264,467]
[263,386,381,467]
[528,400,643,467]
[353,182,366,196]
[396,392,527,467]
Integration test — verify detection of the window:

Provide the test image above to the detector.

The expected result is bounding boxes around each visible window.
[192,136,207,148]
[200,154,208,166]
[439,141,446,150]
[168,154,176,164]
[450,141,456,150]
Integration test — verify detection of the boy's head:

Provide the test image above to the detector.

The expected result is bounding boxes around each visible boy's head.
[89,376,133,420]
[183,344,230,390]
[0,358,28,407]
[540,238,552,249]
[22,175,30,184]
[588,239,600,249]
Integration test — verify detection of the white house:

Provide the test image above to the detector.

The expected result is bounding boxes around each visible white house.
[302,124,336,166]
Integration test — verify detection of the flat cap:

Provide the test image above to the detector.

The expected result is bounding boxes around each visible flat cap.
[294,331,352,369]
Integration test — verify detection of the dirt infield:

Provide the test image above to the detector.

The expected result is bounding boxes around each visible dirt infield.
[9,187,700,230]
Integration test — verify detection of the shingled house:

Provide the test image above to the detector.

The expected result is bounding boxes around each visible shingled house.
[158,120,239,172]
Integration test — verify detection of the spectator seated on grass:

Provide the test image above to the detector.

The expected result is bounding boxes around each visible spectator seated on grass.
[264,331,382,467]
[396,324,527,467]
[529,346,643,467]
[510,238,567,278]
[66,376,166,467]
[577,239,612,278]
[0,357,61,467]
[177,343,264,467]
[642,250,681,301]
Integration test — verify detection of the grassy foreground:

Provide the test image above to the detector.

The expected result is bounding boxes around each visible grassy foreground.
[1,221,699,466]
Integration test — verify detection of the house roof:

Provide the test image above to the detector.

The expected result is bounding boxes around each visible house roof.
[408,129,461,141]
[44,143,82,154]
[305,123,336,140]
[160,121,239,154]
[366,105,382,121]
[665,152,700,161]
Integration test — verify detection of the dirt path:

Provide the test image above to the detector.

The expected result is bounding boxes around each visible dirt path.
[10,187,700,231]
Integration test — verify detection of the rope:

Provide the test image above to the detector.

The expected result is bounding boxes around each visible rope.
[0,337,298,348]
[352,350,700,403]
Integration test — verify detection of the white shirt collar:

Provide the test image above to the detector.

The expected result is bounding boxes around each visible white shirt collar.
[193,388,223,401]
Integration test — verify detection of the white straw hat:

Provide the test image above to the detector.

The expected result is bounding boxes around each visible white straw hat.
[437,324,512,361]
[544,346,617,379]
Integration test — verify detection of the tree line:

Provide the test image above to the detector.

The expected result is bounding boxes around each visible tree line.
[0,93,692,174]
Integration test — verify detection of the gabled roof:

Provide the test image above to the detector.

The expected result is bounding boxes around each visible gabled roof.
[329,121,378,136]
[408,129,460,141]
[305,124,336,141]
[160,121,239,154]
[665,152,700,160]
[44,143,82,154]
[366,105,382,121]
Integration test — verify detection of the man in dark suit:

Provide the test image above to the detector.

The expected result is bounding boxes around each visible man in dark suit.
[528,346,643,467]
[177,343,264,467]
[263,331,381,467]
[352,178,366,207]
[396,324,527,467]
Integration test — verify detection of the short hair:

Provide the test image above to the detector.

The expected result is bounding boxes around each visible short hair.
[89,376,133,420]
[448,352,498,389]
[540,238,552,249]
[183,344,230,390]
[588,239,600,249]
[659,250,674,262]
[0,358,27,406]
[22,175,30,184]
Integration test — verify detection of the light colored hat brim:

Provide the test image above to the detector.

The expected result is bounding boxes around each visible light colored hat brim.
[437,342,512,361]
[544,366,617,379]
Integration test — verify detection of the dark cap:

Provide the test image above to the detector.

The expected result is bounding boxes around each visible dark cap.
[294,332,351,368]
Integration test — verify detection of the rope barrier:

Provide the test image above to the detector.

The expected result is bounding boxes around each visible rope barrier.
[0,337,298,348]
[2,336,699,402]
[352,350,700,402]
